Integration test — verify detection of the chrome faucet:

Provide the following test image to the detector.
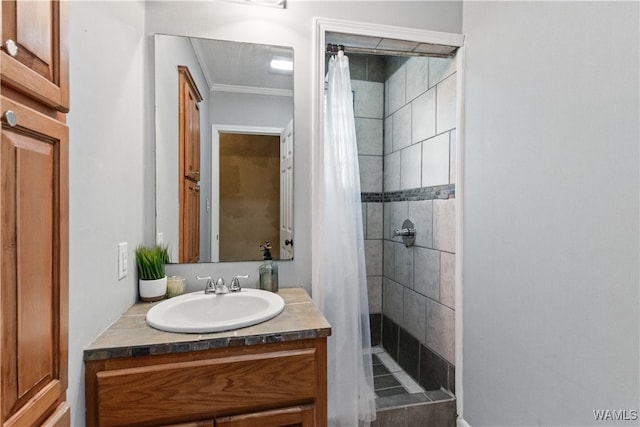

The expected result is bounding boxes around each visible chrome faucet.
[196,276,229,294]
[229,274,250,292]
[214,277,229,294]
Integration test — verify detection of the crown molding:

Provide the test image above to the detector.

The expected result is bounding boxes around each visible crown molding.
[212,83,293,97]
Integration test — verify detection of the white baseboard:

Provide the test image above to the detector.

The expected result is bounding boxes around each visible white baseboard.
[457,416,471,427]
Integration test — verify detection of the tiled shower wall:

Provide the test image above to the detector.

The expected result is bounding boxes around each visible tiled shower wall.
[353,54,457,393]
[349,55,386,345]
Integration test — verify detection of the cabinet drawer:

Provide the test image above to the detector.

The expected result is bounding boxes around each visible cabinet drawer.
[95,348,317,426]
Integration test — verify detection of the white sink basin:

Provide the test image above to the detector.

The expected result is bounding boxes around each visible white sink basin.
[146,289,285,333]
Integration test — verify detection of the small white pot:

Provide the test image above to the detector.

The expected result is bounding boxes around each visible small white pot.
[139,276,167,302]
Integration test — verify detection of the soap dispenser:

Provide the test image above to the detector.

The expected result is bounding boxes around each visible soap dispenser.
[259,241,278,293]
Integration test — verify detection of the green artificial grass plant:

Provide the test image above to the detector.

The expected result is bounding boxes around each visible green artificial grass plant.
[135,244,170,280]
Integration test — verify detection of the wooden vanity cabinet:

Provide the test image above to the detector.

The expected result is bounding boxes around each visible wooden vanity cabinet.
[85,338,327,427]
[1,0,70,426]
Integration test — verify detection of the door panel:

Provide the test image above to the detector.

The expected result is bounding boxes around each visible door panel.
[187,93,200,181]
[16,144,54,398]
[16,1,53,71]
[1,0,69,111]
[184,181,200,263]
[0,97,68,425]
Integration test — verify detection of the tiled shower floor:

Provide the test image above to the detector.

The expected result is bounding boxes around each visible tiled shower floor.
[372,346,454,410]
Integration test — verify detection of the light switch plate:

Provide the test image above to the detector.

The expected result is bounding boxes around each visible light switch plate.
[118,242,127,280]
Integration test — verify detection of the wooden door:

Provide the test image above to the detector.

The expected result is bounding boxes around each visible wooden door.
[279,120,293,260]
[215,405,315,427]
[1,0,69,112]
[0,97,68,426]
[178,66,202,263]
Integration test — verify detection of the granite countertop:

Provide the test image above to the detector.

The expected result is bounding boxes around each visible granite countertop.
[84,288,331,362]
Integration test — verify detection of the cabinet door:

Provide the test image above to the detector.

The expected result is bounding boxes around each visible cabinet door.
[1,0,69,112]
[215,405,315,427]
[0,97,68,426]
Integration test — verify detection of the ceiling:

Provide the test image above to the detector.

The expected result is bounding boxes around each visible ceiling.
[187,32,453,97]
[189,37,293,96]
[325,32,457,57]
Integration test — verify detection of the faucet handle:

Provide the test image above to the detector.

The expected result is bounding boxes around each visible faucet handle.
[196,275,215,294]
[230,274,250,292]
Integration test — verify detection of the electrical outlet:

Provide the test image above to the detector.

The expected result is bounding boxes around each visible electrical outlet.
[157,232,164,246]
[118,242,127,280]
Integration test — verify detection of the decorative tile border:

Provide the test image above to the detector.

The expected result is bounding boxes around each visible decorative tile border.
[361,184,455,204]
[383,184,455,202]
[362,192,384,203]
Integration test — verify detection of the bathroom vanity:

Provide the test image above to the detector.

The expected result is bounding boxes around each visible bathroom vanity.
[84,288,330,427]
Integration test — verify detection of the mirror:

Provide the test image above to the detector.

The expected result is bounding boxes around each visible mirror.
[154,34,294,264]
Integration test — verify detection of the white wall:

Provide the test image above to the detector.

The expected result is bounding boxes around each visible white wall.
[462,2,639,425]
[67,1,146,425]
[147,0,463,292]
[154,34,211,262]
[210,91,293,129]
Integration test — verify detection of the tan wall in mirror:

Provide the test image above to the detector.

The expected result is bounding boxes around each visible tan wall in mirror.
[219,134,280,261]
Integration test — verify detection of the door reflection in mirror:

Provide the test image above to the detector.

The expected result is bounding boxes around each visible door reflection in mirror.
[219,132,280,262]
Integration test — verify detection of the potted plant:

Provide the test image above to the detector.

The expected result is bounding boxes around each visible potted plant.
[135,244,170,302]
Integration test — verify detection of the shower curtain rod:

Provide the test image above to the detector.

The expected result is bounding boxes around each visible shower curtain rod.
[325,43,452,58]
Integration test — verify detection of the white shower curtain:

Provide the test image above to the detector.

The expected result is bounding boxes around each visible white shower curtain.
[312,51,376,427]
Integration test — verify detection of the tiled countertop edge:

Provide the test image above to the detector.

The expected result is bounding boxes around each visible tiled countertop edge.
[83,289,331,362]
[83,327,330,361]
